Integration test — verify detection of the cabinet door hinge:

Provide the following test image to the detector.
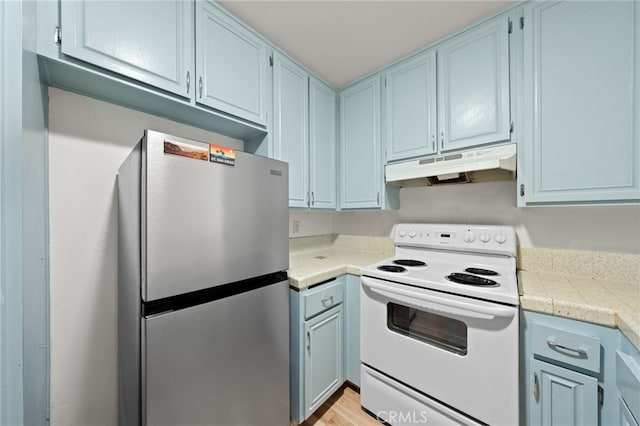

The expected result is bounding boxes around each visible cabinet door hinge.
[508,19,513,34]
[520,16,524,30]
[54,26,62,44]
[269,56,273,67]
[598,385,604,406]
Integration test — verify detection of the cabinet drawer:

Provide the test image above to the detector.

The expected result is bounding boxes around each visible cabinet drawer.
[532,324,600,373]
[304,279,344,319]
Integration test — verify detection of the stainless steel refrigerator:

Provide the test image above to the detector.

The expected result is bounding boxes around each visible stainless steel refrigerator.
[118,130,289,426]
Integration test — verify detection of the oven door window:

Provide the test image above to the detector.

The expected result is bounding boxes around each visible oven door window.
[387,302,467,355]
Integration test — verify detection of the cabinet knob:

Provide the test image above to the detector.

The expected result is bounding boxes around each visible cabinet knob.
[199,77,203,98]
[533,372,539,402]
[440,132,444,149]
[186,71,190,94]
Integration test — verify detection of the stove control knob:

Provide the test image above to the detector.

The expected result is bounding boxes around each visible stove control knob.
[399,231,407,238]
[479,233,490,243]
[409,231,417,238]
[495,232,507,244]
[463,230,476,243]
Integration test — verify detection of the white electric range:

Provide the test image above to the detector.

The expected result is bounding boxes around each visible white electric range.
[360,223,520,426]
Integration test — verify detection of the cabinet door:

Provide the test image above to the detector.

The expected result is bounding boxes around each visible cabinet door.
[61,0,193,97]
[530,359,598,426]
[339,76,382,209]
[522,1,640,204]
[437,16,511,152]
[620,397,639,426]
[304,306,343,419]
[384,50,437,161]
[196,2,268,126]
[273,53,309,208]
[309,78,337,209]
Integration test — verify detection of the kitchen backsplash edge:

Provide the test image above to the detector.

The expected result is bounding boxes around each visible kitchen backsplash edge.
[290,234,394,255]
[290,234,639,283]
[518,247,640,283]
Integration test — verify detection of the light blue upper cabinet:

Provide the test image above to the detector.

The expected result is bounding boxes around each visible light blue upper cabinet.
[273,54,337,209]
[195,1,268,126]
[60,0,194,97]
[273,53,309,208]
[339,75,382,209]
[309,77,337,209]
[437,15,511,152]
[384,50,437,161]
[520,1,640,205]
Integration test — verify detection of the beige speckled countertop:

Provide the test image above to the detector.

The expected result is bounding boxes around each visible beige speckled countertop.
[289,236,640,349]
[288,234,392,289]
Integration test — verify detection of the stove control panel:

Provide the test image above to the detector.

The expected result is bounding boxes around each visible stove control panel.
[393,223,517,257]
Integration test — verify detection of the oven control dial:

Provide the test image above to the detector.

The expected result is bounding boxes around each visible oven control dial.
[409,231,417,238]
[399,230,407,238]
[495,232,507,244]
[463,230,476,243]
[479,232,491,243]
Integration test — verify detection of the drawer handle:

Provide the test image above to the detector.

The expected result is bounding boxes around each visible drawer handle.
[321,296,334,307]
[547,337,588,357]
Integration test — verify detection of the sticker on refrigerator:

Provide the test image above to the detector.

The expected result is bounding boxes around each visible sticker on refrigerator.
[163,140,209,161]
[209,144,236,166]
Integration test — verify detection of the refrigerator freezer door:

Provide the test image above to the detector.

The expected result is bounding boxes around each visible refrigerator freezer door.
[142,130,288,301]
[142,279,290,426]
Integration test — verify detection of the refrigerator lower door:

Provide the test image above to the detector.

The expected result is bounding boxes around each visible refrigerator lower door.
[142,280,289,426]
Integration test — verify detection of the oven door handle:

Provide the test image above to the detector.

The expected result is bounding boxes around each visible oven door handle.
[361,277,516,320]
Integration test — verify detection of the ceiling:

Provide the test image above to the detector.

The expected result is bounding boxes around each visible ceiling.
[218,1,515,88]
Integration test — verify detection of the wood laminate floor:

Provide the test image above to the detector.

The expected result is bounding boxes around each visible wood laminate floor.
[300,385,381,426]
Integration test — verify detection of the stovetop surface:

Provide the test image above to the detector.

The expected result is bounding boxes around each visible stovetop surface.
[361,246,519,306]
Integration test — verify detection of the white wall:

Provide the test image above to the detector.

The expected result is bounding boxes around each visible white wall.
[297,181,640,254]
[288,209,333,237]
[48,88,243,426]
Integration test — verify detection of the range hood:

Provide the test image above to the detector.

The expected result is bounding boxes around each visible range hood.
[385,143,516,186]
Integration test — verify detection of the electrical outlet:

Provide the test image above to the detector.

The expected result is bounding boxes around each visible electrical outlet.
[292,220,300,234]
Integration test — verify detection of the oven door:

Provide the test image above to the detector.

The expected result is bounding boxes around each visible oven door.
[360,276,519,426]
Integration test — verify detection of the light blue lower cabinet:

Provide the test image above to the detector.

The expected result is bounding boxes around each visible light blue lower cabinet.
[620,397,639,426]
[530,358,598,425]
[522,311,621,426]
[290,276,346,424]
[617,334,640,426]
[304,305,343,418]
